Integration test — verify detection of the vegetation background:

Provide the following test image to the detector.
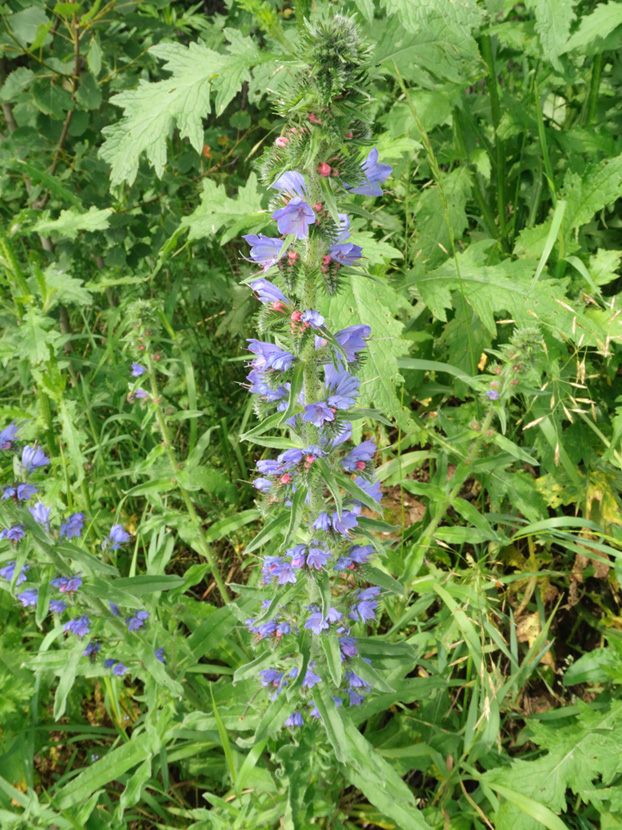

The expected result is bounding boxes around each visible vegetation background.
[2,0,622,827]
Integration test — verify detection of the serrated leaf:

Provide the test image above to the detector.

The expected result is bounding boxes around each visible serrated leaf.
[42,265,92,310]
[562,155,622,233]
[182,173,264,239]
[525,0,577,70]
[33,207,112,240]
[32,78,72,118]
[563,1,622,54]
[0,67,35,103]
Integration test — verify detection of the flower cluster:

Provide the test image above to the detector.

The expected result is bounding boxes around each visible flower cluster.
[0,423,164,677]
[240,127,392,725]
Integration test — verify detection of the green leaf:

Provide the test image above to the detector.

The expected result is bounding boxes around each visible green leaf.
[0,67,35,103]
[56,735,151,808]
[41,265,92,310]
[563,1,622,54]
[182,173,264,240]
[32,78,72,119]
[562,154,622,233]
[326,276,414,431]
[411,167,472,266]
[524,0,577,69]
[33,207,113,240]
[75,71,102,110]
[8,7,49,47]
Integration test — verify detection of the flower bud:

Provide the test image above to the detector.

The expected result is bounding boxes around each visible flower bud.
[317,162,332,177]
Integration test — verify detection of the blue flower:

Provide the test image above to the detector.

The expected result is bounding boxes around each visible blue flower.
[51,575,82,594]
[2,483,38,501]
[59,512,85,539]
[250,277,288,304]
[348,544,373,564]
[325,368,359,410]
[131,362,146,377]
[82,641,101,657]
[351,587,381,622]
[63,615,91,637]
[331,510,359,536]
[247,340,296,372]
[29,502,51,527]
[253,477,273,493]
[0,525,26,543]
[304,612,329,635]
[18,589,38,607]
[109,602,121,616]
[341,440,376,472]
[288,544,307,568]
[313,512,331,531]
[339,636,358,658]
[49,599,67,614]
[278,448,304,469]
[259,668,284,688]
[302,402,335,428]
[103,658,116,668]
[321,420,353,449]
[244,237,287,272]
[302,667,322,688]
[113,662,127,676]
[271,171,307,199]
[307,545,330,570]
[0,421,19,450]
[104,524,130,550]
[276,561,297,585]
[134,389,149,400]
[155,648,166,663]
[0,560,29,584]
[256,459,282,476]
[21,445,50,473]
[353,476,382,505]
[336,213,350,242]
[284,711,304,727]
[126,610,149,632]
[247,369,289,403]
[486,389,499,401]
[273,198,316,240]
[326,606,342,623]
[347,147,392,197]
[333,325,371,362]
[301,310,325,329]
[327,242,363,266]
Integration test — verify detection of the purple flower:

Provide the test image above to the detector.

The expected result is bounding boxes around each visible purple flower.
[109,602,120,616]
[313,512,331,531]
[284,711,304,727]
[103,658,116,668]
[326,606,342,623]
[0,560,28,584]
[276,561,297,585]
[134,389,149,399]
[334,325,371,362]
[307,545,330,570]
[51,575,82,594]
[0,525,26,543]
[353,476,382,505]
[347,147,392,197]
[273,198,316,240]
[304,612,329,635]
[309,704,321,719]
[278,448,304,469]
[301,310,325,329]
[346,669,371,691]
[303,668,322,688]
[486,389,499,401]
[248,340,296,372]
[247,369,289,403]
[29,502,51,527]
[18,589,38,607]
[352,587,381,622]
[271,171,307,199]
[21,445,50,473]
[155,647,166,663]
[302,402,335,428]
[82,641,100,657]
[250,277,288,304]
[321,420,353,449]
[253,477,273,493]
[126,610,149,632]
[349,691,366,706]
[131,362,146,377]
[339,636,358,658]
[244,236,286,272]
[348,544,373,564]
[0,421,19,449]
[256,459,282,476]
[276,620,291,635]
[288,544,307,568]
[60,512,85,539]
[2,484,38,501]
[113,662,127,676]
[63,615,91,637]
[0,557,25,584]
[327,242,363,266]
[259,669,284,688]
[325,369,359,410]
[104,524,130,550]
[261,556,284,583]
[331,510,359,536]
[50,599,67,614]
[341,440,376,472]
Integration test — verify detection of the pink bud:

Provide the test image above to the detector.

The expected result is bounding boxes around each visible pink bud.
[305,454,315,465]
[308,113,322,124]
[275,136,288,147]
[288,250,299,260]
[356,461,366,470]
[280,473,291,484]
[291,311,303,322]
[317,162,332,177]
[312,202,323,212]
[344,131,353,139]
[272,301,286,312]
[322,255,331,265]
